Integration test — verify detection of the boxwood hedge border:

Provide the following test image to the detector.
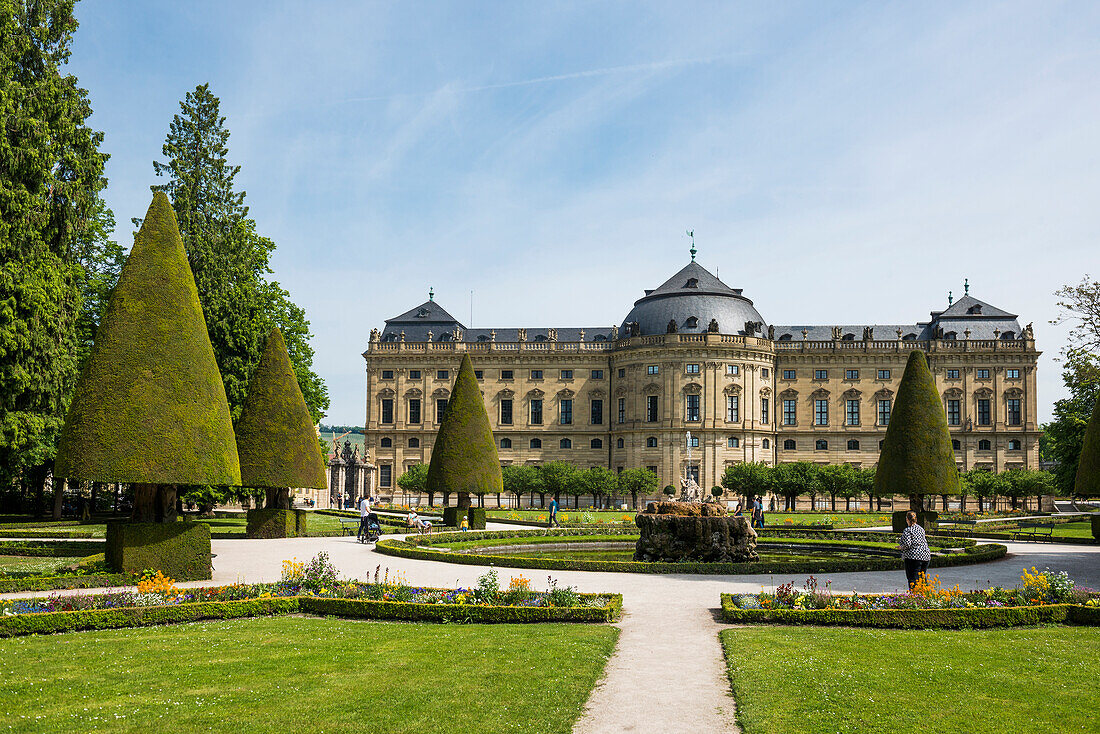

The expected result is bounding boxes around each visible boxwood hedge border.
[374,528,1006,575]
[718,594,1100,629]
[0,592,621,638]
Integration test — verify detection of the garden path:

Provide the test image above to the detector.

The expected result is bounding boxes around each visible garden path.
[3,533,1098,733]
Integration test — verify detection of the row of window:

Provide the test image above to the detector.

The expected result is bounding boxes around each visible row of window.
[781,399,892,427]
[382,366,1023,383]
[778,438,1022,451]
[778,368,1022,381]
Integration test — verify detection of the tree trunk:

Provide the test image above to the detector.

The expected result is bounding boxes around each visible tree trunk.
[830,494,837,512]
[133,483,157,522]
[457,491,471,509]
[977,496,984,512]
[51,475,65,520]
[155,485,176,522]
[909,493,924,512]
[265,488,279,509]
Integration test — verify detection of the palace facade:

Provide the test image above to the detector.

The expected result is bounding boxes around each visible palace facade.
[362,259,1039,494]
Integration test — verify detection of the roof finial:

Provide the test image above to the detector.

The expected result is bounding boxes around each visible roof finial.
[948,290,953,306]
[686,230,696,261]
[964,278,969,296]
[428,286,434,302]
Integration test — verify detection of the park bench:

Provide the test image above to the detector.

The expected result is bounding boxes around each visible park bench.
[1012,522,1055,541]
[951,519,978,536]
[339,518,361,536]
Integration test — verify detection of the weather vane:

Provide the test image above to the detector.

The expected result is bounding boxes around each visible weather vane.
[686,230,696,261]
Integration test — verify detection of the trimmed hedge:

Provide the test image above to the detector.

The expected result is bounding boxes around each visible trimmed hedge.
[1093,515,1100,541]
[106,522,211,581]
[300,593,621,624]
[427,354,502,499]
[0,530,98,539]
[376,531,1006,575]
[442,507,487,530]
[0,541,104,557]
[0,598,298,638]
[0,572,136,593]
[719,594,1100,629]
[892,510,939,533]
[245,508,307,538]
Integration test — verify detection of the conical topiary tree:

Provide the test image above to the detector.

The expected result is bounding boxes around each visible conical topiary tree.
[874,350,958,513]
[235,327,327,510]
[1075,394,1100,497]
[55,191,241,522]
[427,353,502,509]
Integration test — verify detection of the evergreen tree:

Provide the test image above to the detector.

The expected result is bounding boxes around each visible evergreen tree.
[1044,349,1100,494]
[0,1,108,510]
[1074,393,1100,498]
[149,83,328,423]
[874,350,958,511]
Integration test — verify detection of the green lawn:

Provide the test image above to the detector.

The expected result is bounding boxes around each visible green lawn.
[721,626,1100,733]
[0,617,618,734]
[0,555,82,575]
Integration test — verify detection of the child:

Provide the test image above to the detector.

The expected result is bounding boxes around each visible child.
[460,516,469,532]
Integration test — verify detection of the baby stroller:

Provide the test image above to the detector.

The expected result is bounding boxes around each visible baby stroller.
[357,513,382,544]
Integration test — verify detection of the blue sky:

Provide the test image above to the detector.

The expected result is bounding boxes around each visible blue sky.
[68,1,1100,425]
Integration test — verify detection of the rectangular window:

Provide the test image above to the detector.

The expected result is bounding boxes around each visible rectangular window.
[381,370,394,380]
[408,370,421,379]
[435,399,448,423]
[531,369,543,379]
[646,465,658,476]
[845,369,859,380]
[727,395,740,422]
[761,368,770,379]
[946,369,960,379]
[591,399,603,425]
[408,399,421,424]
[591,369,604,379]
[977,369,990,379]
[685,394,700,422]
[977,399,991,425]
[783,399,796,426]
[1006,369,1020,379]
[877,369,891,380]
[947,399,960,426]
[618,397,625,424]
[760,397,770,424]
[727,364,739,375]
[474,370,483,380]
[846,399,860,426]
[381,399,394,424]
[560,399,573,425]
[647,365,659,375]
[560,370,573,380]
[501,369,514,380]
[530,399,543,425]
[646,395,659,422]
[815,369,829,380]
[686,363,700,374]
[618,368,626,378]
[379,465,392,488]
[1007,398,1021,426]
[437,370,449,380]
[782,369,796,380]
[500,399,513,425]
[877,399,892,426]
[815,399,829,426]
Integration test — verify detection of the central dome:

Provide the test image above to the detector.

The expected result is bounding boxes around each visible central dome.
[620,262,767,337]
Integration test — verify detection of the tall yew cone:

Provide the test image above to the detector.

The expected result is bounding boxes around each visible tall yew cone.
[1074,394,1100,497]
[427,353,502,508]
[55,192,241,521]
[235,327,327,508]
[874,350,958,511]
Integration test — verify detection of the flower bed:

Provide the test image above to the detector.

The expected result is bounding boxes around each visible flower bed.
[376,528,1005,574]
[721,569,1100,628]
[0,556,621,637]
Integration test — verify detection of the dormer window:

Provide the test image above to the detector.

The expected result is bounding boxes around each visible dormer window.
[944,331,957,340]
[779,333,792,341]
[903,333,917,341]
[416,308,429,318]
[685,278,699,288]
[534,334,547,342]
[684,316,699,329]
[842,333,855,340]
[968,304,983,315]
[439,333,453,342]
[477,335,490,342]
[1000,331,1015,340]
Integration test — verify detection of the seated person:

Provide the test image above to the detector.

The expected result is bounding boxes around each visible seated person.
[407,510,419,528]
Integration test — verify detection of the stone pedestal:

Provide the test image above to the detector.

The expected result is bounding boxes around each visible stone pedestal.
[634,501,758,562]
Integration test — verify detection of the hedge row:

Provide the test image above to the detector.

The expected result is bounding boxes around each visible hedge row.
[718,594,1100,629]
[0,541,104,557]
[0,521,82,530]
[0,530,98,539]
[0,593,622,638]
[313,509,408,527]
[375,534,1007,575]
[0,572,137,593]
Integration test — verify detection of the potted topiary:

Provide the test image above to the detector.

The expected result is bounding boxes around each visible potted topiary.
[55,193,240,580]
[236,327,328,538]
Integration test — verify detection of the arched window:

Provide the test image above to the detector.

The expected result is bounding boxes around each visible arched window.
[978,439,991,451]
[842,333,855,341]
[1008,439,1021,451]
[783,439,796,450]
[534,334,548,342]
[685,278,699,288]
[847,439,859,451]
[952,439,961,450]
[646,436,658,448]
[439,332,453,342]
[530,438,542,449]
[762,438,770,449]
[590,438,603,449]
[728,437,739,448]
[477,334,490,342]
[616,437,624,449]
[944,331,957,340]
[408,437,420,448]
[816,439,828,450]
[380,437,392,448]
[684,316,699,329]
[779,333,793,341]
[500,437,512,449]
[559,438,572,449]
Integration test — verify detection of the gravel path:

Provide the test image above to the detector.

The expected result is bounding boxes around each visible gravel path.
[3,531,1098,734]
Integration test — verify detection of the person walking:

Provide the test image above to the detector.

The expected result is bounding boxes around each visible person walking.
[751,497,764,529]
[357,495,371,541]
[898,510,931,591]
[548,496,559,527]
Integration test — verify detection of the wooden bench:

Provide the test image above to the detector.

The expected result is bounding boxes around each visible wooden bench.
[951,519,978,536]
[1012,522,1055,541]
[339,518,361,536]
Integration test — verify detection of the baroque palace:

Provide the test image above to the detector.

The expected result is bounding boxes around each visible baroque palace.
[361,255,1039,495]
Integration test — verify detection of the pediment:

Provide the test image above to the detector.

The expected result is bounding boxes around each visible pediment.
[403,387,423,398]
[588,388,606,399]
[779,388,799,399]
[614,385,629,397]
[643,382,662,394]
[557,388,576,399]
[842,388,862,400]
[810,387,830,399]
[943,387,963,399]
[873,388,894,401]
[431,387,450,398]
[759,386,772,397]
[377,387,396,398]
[497,388,515,399]
[1004,387,1024,398]
[682,381,702,394]
[973,387,993,398]
[527,388,545,399]
[724,384,743,395]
